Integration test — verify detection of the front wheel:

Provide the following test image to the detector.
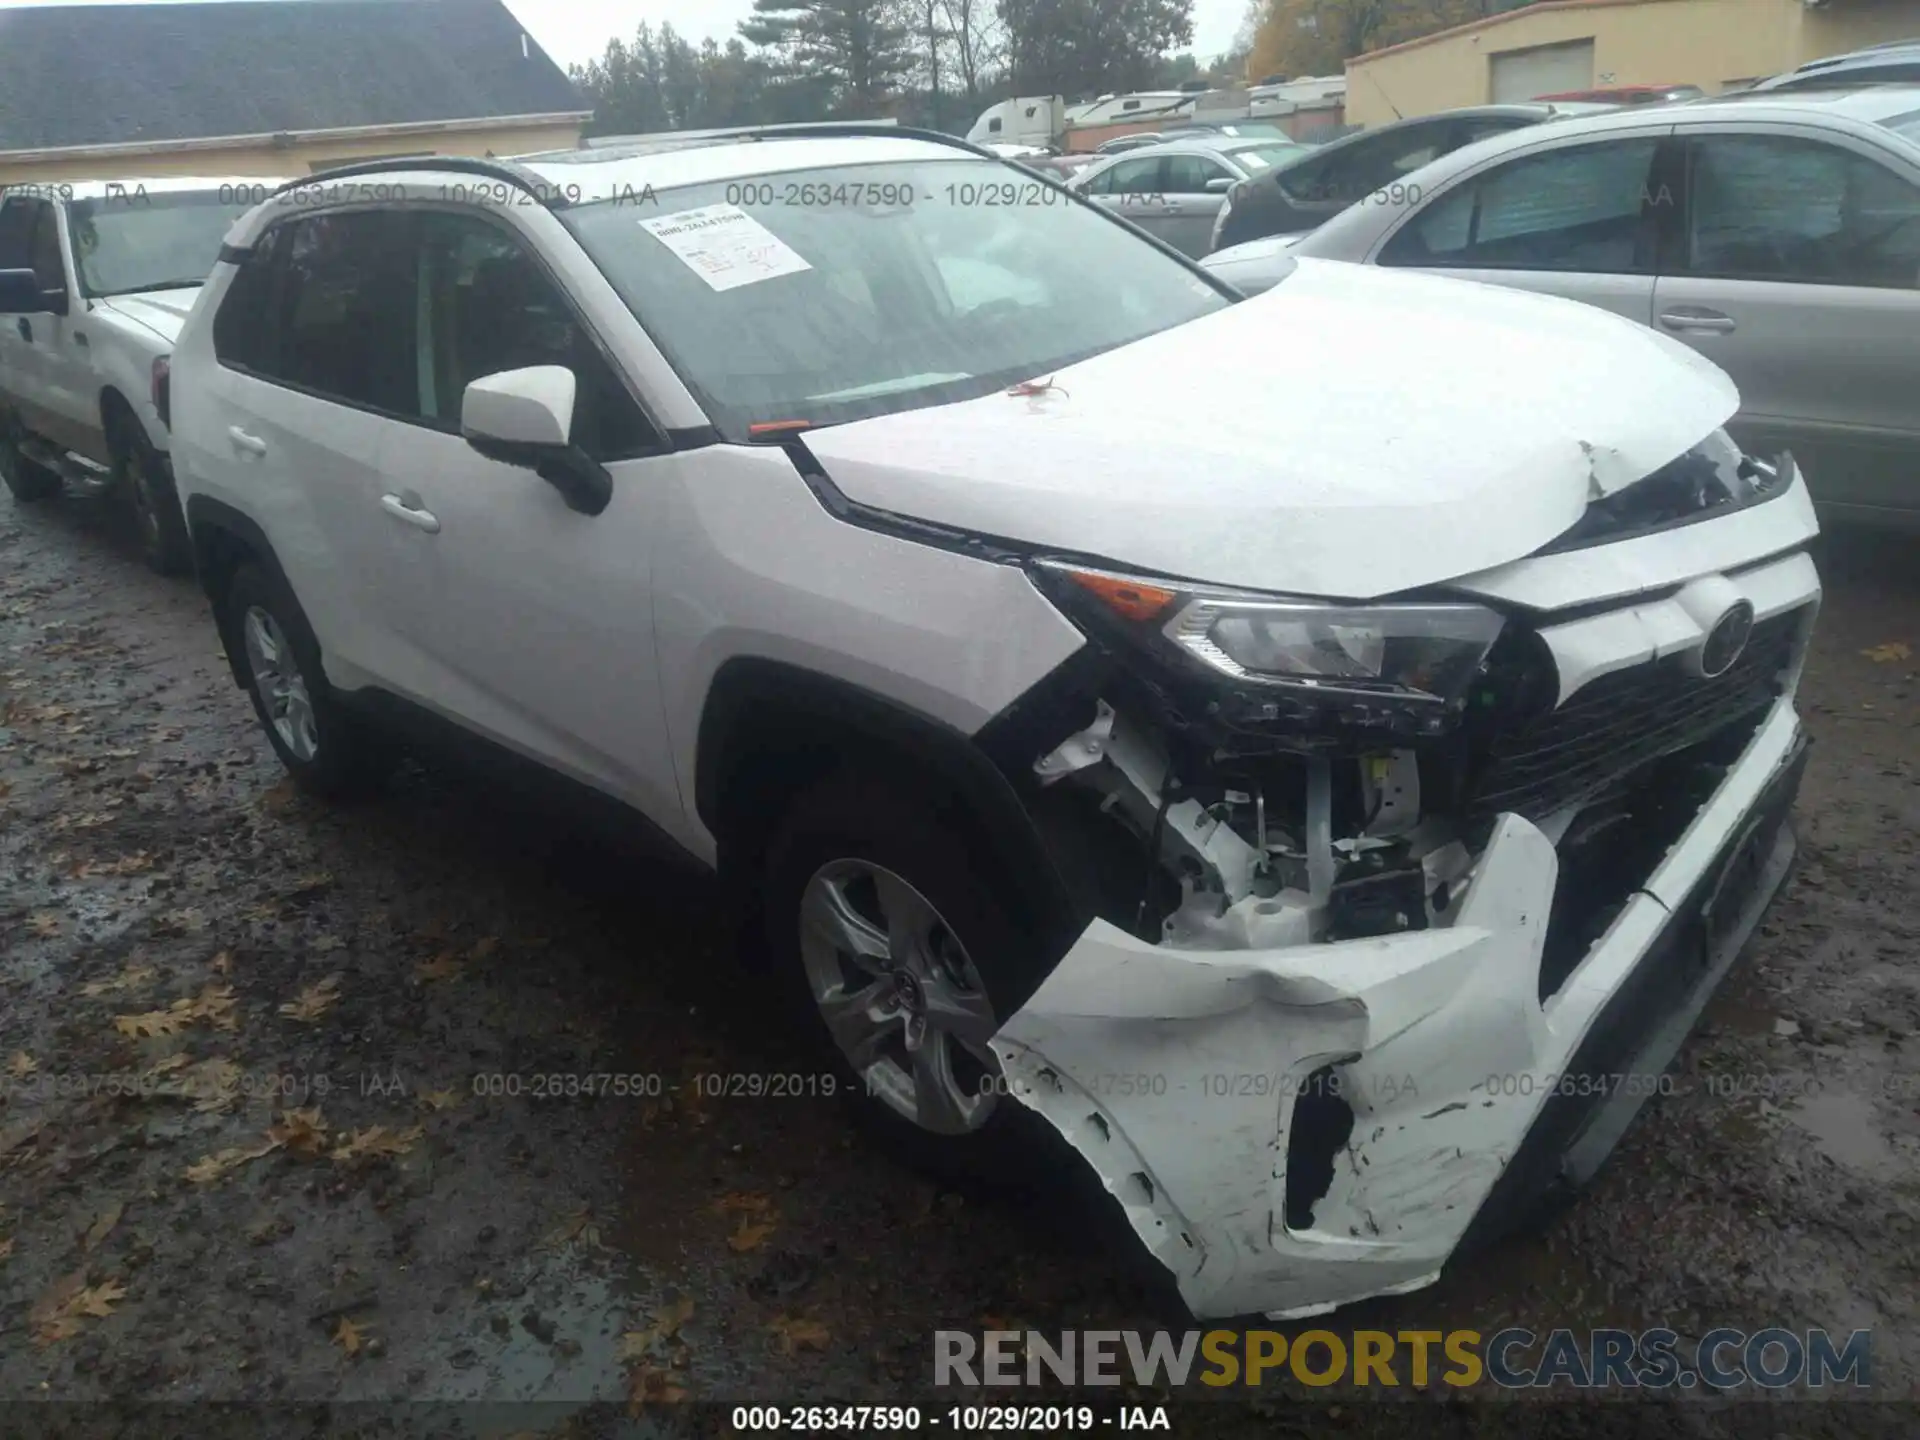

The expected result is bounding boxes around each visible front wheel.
[115,418,191,575]
[762,773,1053,1177]
[0,414,61,503]
[224,562,381,797]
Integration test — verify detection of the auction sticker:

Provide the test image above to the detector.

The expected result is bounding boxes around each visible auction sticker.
[639,203,812,292]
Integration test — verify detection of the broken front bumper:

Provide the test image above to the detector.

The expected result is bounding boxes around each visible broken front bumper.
[989,699,1809,1321]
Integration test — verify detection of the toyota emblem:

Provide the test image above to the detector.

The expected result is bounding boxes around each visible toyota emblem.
[1699,600,1755,678]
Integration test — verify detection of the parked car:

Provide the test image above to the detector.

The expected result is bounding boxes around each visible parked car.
[1753,39,1920,92]
[1535,84,1705,105]
[1094,132,1163,155]
[1201,87,1920,530]
[1069,134,1311,255]
[0,176,281,571]
[1208,102,1616,253]
[169,129,1818,1324]
[1021,153,1099,183]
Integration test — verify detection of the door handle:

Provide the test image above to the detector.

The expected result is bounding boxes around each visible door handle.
[226,426,267,456]
[1658,308,1736,334]
[16,318,30,342]
[380,493,440,533]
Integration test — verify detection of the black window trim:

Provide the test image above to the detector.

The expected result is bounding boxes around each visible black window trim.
[1671,129,1920,291]
[212,201,677,461]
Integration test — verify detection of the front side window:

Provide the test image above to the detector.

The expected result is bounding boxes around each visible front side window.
[268,210,420,415]
[560,158,1227,437]
[67,190,260,297]
[0,198,35,271]
[30,203,65,290]
[1161,154,1231,193]
[1684,134,1920,288]
[1380,137,1660,272]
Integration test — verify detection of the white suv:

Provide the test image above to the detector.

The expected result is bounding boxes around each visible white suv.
[0,177,282,571]
[168,131,1821,1322]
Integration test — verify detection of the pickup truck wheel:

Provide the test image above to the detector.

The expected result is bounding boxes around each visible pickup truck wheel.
[0,415,61,503]
[114,418,191,575]
[763,773,1050,1178]
[224,562,380,797]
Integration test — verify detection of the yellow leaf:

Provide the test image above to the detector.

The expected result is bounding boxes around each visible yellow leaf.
[413,951,464,983]
[183,984,239,1030]
[769,1315,831,1355]
[331,1124,423,1164]
[113,1008,189,1039]
[30,1271,126,1345]
[333,1316,370,1356]
[418,1088,461,1112]
[267,1108,330,1158]
[278,975,341,1023]
[27,913,60,938]
[1863,641,1912,663]
[7,1052,38,1078]
[184,1139,280,1185]
[81,963,154,998]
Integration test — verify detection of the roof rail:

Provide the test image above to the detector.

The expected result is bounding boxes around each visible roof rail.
[269,155,570,207]
[546,121,1013,167]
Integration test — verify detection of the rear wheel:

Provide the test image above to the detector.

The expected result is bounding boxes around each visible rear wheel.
[224,561,381,797]
[113,416,190,575]
[763,772,1052,1177]
[0,413,61,503]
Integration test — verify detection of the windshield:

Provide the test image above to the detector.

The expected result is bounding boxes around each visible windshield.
[561,158,1230,436]
[1228,142,1307,172]
[68,189,257,297]
[1884,107,1920,143]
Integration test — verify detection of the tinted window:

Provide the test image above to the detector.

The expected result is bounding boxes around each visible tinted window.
[30,203,65,289]
[1380,138,1660,272]
[1161,154,1231,193]
[0,198,35,270]
[270,211,419,415]
[212,227,284,371]
[414,212,658,460]
[1684,134,1920,288]
[1281,122,1451,205]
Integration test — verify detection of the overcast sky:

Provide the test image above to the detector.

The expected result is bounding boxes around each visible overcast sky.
[0,0,1258,74]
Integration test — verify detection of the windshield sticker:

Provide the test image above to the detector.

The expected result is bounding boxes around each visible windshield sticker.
[638,203,813,292]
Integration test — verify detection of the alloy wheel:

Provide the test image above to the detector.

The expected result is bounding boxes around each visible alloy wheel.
[242,605,319,763]
[798,859,1002,1135]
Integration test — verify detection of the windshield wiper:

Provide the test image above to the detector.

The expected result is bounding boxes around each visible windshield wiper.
[103,278,206,296]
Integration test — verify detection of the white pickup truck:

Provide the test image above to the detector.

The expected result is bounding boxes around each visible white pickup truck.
[0,177,279,572]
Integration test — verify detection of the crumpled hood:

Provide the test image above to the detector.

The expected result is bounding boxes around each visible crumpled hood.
[95,286,201,345]
[803,257,1740,600]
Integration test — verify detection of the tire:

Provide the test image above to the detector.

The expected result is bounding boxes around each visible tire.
[0,412,61,503]
[223,561,382,798]
[113,415,191,575]
[762,770,1056,1180]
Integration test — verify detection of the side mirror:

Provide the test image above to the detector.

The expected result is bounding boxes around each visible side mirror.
[0,268,59,314]
[1206,177,1235,194]
[460,365,611,516]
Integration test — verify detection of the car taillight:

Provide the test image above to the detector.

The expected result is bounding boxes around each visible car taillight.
[151,355,171,430]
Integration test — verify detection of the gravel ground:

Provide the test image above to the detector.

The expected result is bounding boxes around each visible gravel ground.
[0,487,1915,1437]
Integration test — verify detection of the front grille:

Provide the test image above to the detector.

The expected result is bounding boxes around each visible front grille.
[1466,609,1801,824]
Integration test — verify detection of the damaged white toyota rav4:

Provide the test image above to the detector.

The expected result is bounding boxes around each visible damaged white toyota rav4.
[167,128,1818,1322]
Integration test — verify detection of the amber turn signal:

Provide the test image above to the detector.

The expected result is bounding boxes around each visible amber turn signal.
[1065,569,1177,623]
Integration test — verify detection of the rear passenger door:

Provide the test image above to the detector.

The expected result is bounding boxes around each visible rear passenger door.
[1080,156,1179,244]
[1652,128,1920,519]
[1374,130,1674,328]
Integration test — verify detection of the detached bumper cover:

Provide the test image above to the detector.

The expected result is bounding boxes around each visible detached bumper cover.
[989,700,1808,1321]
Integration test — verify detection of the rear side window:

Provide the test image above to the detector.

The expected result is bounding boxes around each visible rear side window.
[1281,125,1447,205]
[0,198,35,270]
[270,211,420,416]
[29,203,66,290]
[1380,138,1661,272]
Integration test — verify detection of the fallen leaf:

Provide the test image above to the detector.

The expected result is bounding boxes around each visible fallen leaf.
[278,975,341,1023]
[1862,641,1911,664]
[7,1052,38,1078]
[267,1108,330,1158]
[469,936,499,961]
[727,1217,777,1253]
[620,1294,694,1361]
[26,913,60,938]
[626,1364,688,1412]
[418,1088,461,1112]
[182,984,239,1031]
[151,908,206,936]
[209,950,233,975]
[80,1201,123,1252]
[331,1124,423,1164]
[30,1272,126,1345]
[332,1316,370,1356]
[184,1139,280,1185]
[413,951,464,983]
[288,872,335,897]
[81,963,154,998]
[713,1191,775,1215]
[113,1008,189,1040]
[187,1059,244,1113]
[769,1315,831,1355]
[541,1208,607,1252]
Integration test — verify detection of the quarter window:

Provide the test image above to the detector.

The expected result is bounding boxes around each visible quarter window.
[1379,138,1661,272]
[1683,134,1920,288]
[212,229,283,372]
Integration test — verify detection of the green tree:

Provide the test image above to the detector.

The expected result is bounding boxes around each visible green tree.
[998,0,1194,99]
[740,0,917,114]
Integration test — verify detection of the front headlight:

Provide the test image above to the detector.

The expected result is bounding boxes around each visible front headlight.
[1035,562,1507,734]
[1165,595,1504,707]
